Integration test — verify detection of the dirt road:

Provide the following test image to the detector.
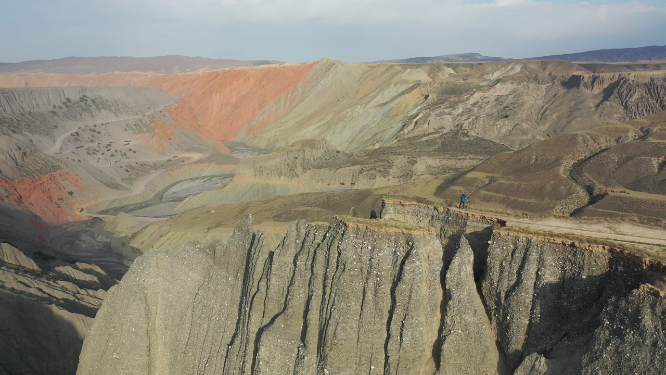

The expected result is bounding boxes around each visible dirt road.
[44,104,171,155]
[456,207,666,249]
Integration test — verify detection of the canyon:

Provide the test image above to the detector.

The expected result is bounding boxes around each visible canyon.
[0,56,665,374]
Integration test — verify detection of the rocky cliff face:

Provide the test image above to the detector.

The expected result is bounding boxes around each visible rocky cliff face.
[78,200,666,375]
[78,215,443,374]
[567,72,666,121]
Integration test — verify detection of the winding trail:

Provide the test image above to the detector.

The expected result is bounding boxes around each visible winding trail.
[44,104,171,155]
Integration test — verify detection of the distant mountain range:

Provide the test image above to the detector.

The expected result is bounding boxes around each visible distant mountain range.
[2,45,666,74]
[528,45,666,63]
[370,53,504,64]
[372,45,666,64]
[0,55,282,75]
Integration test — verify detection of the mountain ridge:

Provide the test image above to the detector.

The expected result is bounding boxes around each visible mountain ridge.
[371,45,666,65]
[0,55,282,75]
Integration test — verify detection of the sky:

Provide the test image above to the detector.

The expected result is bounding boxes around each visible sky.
[1,0,665,63]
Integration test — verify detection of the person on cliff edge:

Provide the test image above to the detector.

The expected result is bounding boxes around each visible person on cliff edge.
[459,192,467,209]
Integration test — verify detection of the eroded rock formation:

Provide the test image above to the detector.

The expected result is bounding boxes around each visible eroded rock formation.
[78,215,443,374]
[0,244,115,374]
[77,200,666,374]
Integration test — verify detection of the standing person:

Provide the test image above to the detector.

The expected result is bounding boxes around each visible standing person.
[459,192,467,209]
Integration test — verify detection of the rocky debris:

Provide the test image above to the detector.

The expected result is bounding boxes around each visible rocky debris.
[438,236,499,374]
[76,201,666,375]
[0,242,40,271]
[582,284,666,374]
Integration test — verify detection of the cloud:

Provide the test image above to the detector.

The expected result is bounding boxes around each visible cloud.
[108,0,665,40]
[1,0,664,62]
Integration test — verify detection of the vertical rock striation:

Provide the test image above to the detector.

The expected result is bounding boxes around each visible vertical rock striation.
[582,284,666,374]
[438,236,499,375]
[77,215,443,374]
[77,200,666,375]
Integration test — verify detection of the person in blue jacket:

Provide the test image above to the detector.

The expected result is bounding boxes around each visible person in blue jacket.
[459,192,467,209]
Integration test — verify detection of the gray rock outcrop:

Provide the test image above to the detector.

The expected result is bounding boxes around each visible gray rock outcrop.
[77,200,666,375]
[0,242,40,271]
[482,231,644,372]
[513,353,548,375]
[55,265,103,290]
[78,215,443,375]
[438,236,499,374]
[582,284,666,374]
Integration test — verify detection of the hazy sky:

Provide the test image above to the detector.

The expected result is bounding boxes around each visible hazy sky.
[1,0,665,63]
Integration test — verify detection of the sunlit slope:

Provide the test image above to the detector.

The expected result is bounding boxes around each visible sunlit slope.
[0,63,318,145]
[438,111,666,224]
[1,60,665,222]
[176,132,508,209]
[0,86,228,222]
[1,59,665,153]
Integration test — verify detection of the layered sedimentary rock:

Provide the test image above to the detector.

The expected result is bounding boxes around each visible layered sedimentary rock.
[4,60,666,156]
[3,60,666,223]
[582,284,666,374]
[79,200,666,375]
[0,254,111,374]
[0,242,40,270]
[78,215,443,374]
[567,72,666,120]
[438,236,498,375]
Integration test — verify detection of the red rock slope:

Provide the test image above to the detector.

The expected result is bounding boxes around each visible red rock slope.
[0,63,317,144]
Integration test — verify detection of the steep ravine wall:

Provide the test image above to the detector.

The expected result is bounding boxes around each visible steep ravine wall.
[78,215,444,375]
[77,200,666,374]
[566,72,666,120]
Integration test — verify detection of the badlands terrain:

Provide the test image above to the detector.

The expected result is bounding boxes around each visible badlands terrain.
[0,53,665,374]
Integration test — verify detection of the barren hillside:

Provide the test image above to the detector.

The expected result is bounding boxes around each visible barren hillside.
[0,55,281,74]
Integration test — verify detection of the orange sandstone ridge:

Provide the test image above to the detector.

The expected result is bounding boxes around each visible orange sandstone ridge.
[0,62,318,145]
[0,170,88,223]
